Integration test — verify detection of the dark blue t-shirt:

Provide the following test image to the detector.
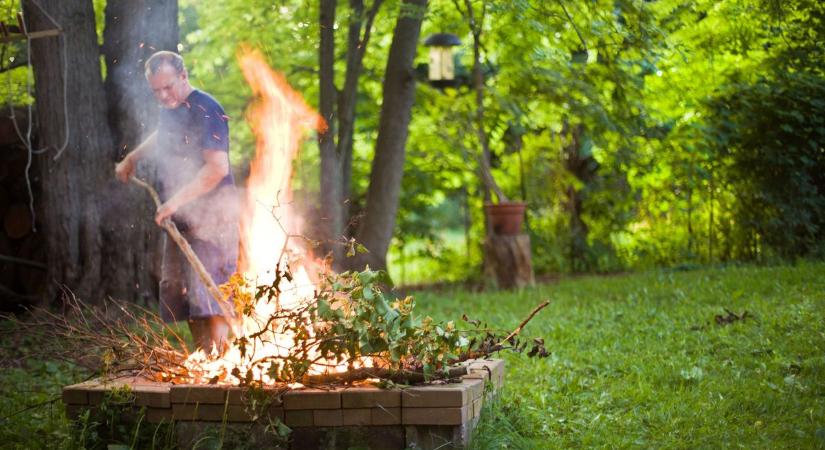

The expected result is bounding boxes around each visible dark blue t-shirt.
[156,89,234,202]
[155,89,236,236]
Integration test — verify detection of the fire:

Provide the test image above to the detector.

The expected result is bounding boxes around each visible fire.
[181,48,359,385]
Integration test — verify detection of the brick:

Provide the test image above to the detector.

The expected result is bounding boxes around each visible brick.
[62,385,88,405]
[342,408,371,426]
[146,408,173,423]
[401,384,471,408]
[371,407,401,425]
[225,386,244,404]
[267,407,285,421]
[342,386,401,408]
[226,386,285,407]
[285,410,314,427]
[170,385,226,404]
[406,424,471,449]
[465,359,505,391]
[463,378,484,401]
[313,409,343,427]
[283,388,341,410]
[172,403,228,422]
[403,405,470,425]
[133,384,172,408]
[472,398,483,418]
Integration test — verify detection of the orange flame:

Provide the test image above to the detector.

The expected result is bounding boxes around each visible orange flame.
[181,48,358,385]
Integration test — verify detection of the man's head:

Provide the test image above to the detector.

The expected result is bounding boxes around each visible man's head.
[145,51,191,109]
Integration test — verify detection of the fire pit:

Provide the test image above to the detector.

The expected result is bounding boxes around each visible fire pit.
[62,359,504,449]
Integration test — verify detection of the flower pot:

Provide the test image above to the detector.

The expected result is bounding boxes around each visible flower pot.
[484,202,527,235]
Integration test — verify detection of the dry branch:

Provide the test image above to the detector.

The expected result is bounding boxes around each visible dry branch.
[498,299,550,346]
[130,176,238,333]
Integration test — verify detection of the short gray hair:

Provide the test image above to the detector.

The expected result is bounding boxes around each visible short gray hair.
[145,51,186,78]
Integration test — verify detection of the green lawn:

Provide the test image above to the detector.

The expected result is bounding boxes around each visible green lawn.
[1,262,823,449]
[413,262,825,449]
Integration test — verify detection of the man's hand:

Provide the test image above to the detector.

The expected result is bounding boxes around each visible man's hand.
[115,156,136,183]
[155,200,178,225]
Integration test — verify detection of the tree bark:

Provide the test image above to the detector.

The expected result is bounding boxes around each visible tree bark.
[345,0,427,271]
[102,0,178,154]
[339,0,383,221]
[100,0,179,303]
[318,0,344,266]
[483,234,534,289]
[23,0,113,301]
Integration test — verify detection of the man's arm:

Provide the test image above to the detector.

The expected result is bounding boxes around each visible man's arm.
[154,149,229,225]
[115,131,158,183]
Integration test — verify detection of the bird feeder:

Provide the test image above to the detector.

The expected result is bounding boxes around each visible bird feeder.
[423,33,462,88]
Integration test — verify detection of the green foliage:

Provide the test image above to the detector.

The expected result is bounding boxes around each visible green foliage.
[170,0,825,280]
[707,71,825,258]
[315,269,474,375]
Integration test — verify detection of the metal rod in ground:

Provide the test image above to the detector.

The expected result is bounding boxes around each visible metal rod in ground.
[130,176,239,335]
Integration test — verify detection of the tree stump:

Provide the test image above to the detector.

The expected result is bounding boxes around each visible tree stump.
[483,234,534,289]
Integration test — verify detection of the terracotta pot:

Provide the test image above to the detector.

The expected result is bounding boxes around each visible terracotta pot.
[484,202,527,235]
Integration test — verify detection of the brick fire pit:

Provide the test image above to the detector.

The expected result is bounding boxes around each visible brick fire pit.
[62,359,504,449]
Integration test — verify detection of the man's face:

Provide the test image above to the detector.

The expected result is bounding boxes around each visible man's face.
[148,63,188,109]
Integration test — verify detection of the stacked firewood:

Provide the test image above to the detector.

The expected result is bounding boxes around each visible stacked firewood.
[0,109,45,308]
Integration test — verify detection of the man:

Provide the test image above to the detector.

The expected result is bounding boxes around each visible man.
[115,51,237,353]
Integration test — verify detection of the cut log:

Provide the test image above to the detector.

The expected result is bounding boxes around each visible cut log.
[4,203,32,239]
[483,234,534,289]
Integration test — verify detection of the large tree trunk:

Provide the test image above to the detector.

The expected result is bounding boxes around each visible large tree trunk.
[345,0,427,271]
[318,0,344,266]
[102,0,178,153]
[100,0,179,303]
[23,0,114,302]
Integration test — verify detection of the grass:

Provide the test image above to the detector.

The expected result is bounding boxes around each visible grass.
[1,262,823,448]
[412,261,825,449]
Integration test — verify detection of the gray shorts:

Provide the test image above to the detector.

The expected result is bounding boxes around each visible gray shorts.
[158,219,239,323]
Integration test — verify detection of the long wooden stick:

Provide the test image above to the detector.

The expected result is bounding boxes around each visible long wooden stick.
[130,177,238,332]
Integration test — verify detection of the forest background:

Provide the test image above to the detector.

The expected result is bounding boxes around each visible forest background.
[1,0,823,291]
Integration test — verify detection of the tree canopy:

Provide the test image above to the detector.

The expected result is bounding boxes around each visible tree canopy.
[2,0,823,291]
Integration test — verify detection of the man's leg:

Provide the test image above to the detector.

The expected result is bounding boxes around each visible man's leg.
[188,316,231,353]
[187,319,207,351]
[208,316,231,352]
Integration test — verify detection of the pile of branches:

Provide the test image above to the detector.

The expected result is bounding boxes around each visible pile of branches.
[4,268,550,387]
[2,288,190,379]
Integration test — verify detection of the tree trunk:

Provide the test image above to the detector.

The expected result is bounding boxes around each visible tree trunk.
[102,0,178,154]
[484,234,534,289]
[23,0,113,302]
[561,122,597,272]
[318,0,344,266]
[339,0,383,228]
[345,0,427,271]
[100,0,179,303]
